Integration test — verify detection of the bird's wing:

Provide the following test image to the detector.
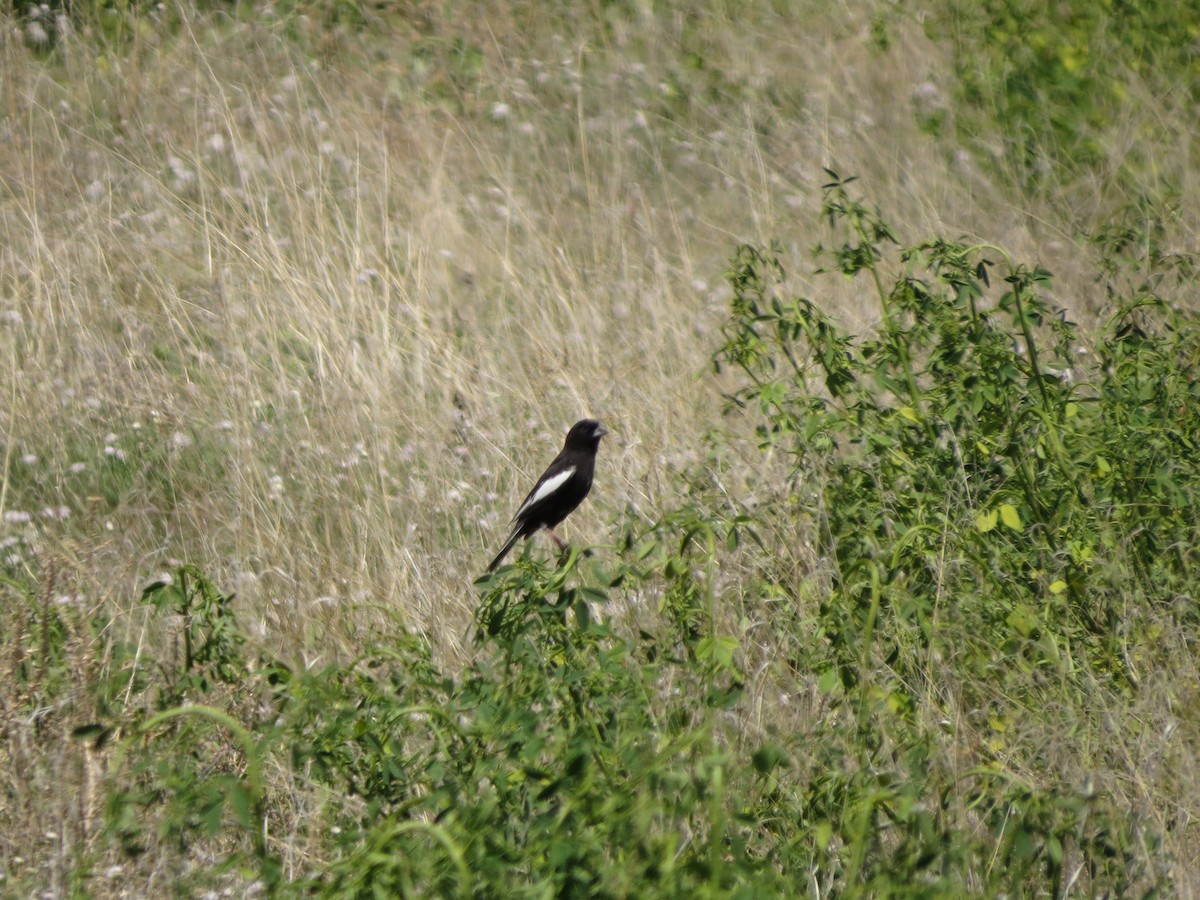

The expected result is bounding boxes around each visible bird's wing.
[513,465,576,521]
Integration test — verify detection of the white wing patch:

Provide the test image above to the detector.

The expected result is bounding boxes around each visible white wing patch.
[517,467,575,518]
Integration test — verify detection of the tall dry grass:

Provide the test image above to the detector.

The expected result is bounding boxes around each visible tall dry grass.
[4,3,1170,657]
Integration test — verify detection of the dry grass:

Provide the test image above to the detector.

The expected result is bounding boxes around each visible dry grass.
[1,0,1198,892]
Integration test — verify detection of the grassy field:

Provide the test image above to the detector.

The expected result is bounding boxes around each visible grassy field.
[2,0,1198,895]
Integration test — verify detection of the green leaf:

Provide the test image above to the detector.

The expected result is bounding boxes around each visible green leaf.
[579,587,608,604]
[1006,604,1038,637]
[814,820,833,850]
[999,503,1022,531]
[1047,833,1064,866]
[975,509,999,533]
[228,783,253,828]
[751,744,789,775]
[697,635,738,668]
[1048,579,1067,595]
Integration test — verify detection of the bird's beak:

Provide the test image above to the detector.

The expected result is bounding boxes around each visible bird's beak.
[595,424,608,438]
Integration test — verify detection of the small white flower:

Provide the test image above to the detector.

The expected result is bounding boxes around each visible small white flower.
[912,81,939,101]
[489,101,510,121]
[69,462,86,474]
[167,156,194,184]
[1,310,22,326]
[169,430,192,450]
[3,511,32,524]
[21,454,37,465]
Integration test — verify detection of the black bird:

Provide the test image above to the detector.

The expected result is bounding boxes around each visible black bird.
[487,419,607,572]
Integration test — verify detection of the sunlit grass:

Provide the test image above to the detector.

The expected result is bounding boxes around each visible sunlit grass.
[1,0,1198,893]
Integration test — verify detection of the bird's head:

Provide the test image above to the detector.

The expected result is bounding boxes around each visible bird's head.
[565,418,607,449]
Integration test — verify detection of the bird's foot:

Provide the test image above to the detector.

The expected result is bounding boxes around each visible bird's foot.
[548,529,569,551]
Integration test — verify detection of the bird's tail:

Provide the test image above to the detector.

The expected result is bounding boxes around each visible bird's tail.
[487,527,522,572]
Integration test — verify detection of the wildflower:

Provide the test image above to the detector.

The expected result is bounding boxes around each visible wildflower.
[167,156,195,184]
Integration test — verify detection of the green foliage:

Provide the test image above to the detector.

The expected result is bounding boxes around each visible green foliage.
[142,564,248,694]
[302,551,763,896]
[80,468,1183,897]
[94,567,277,887]
[73,551,780,895]
[929,0,1200,188]
[719,172,1200,689]
[714,171,1195,893]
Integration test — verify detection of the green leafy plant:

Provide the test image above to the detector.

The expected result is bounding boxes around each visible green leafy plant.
[712,171,1193,894]
[141,564,248,696]
[928,0,1200,191]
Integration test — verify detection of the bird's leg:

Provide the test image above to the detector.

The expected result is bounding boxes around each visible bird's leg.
[547,529,568,550]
